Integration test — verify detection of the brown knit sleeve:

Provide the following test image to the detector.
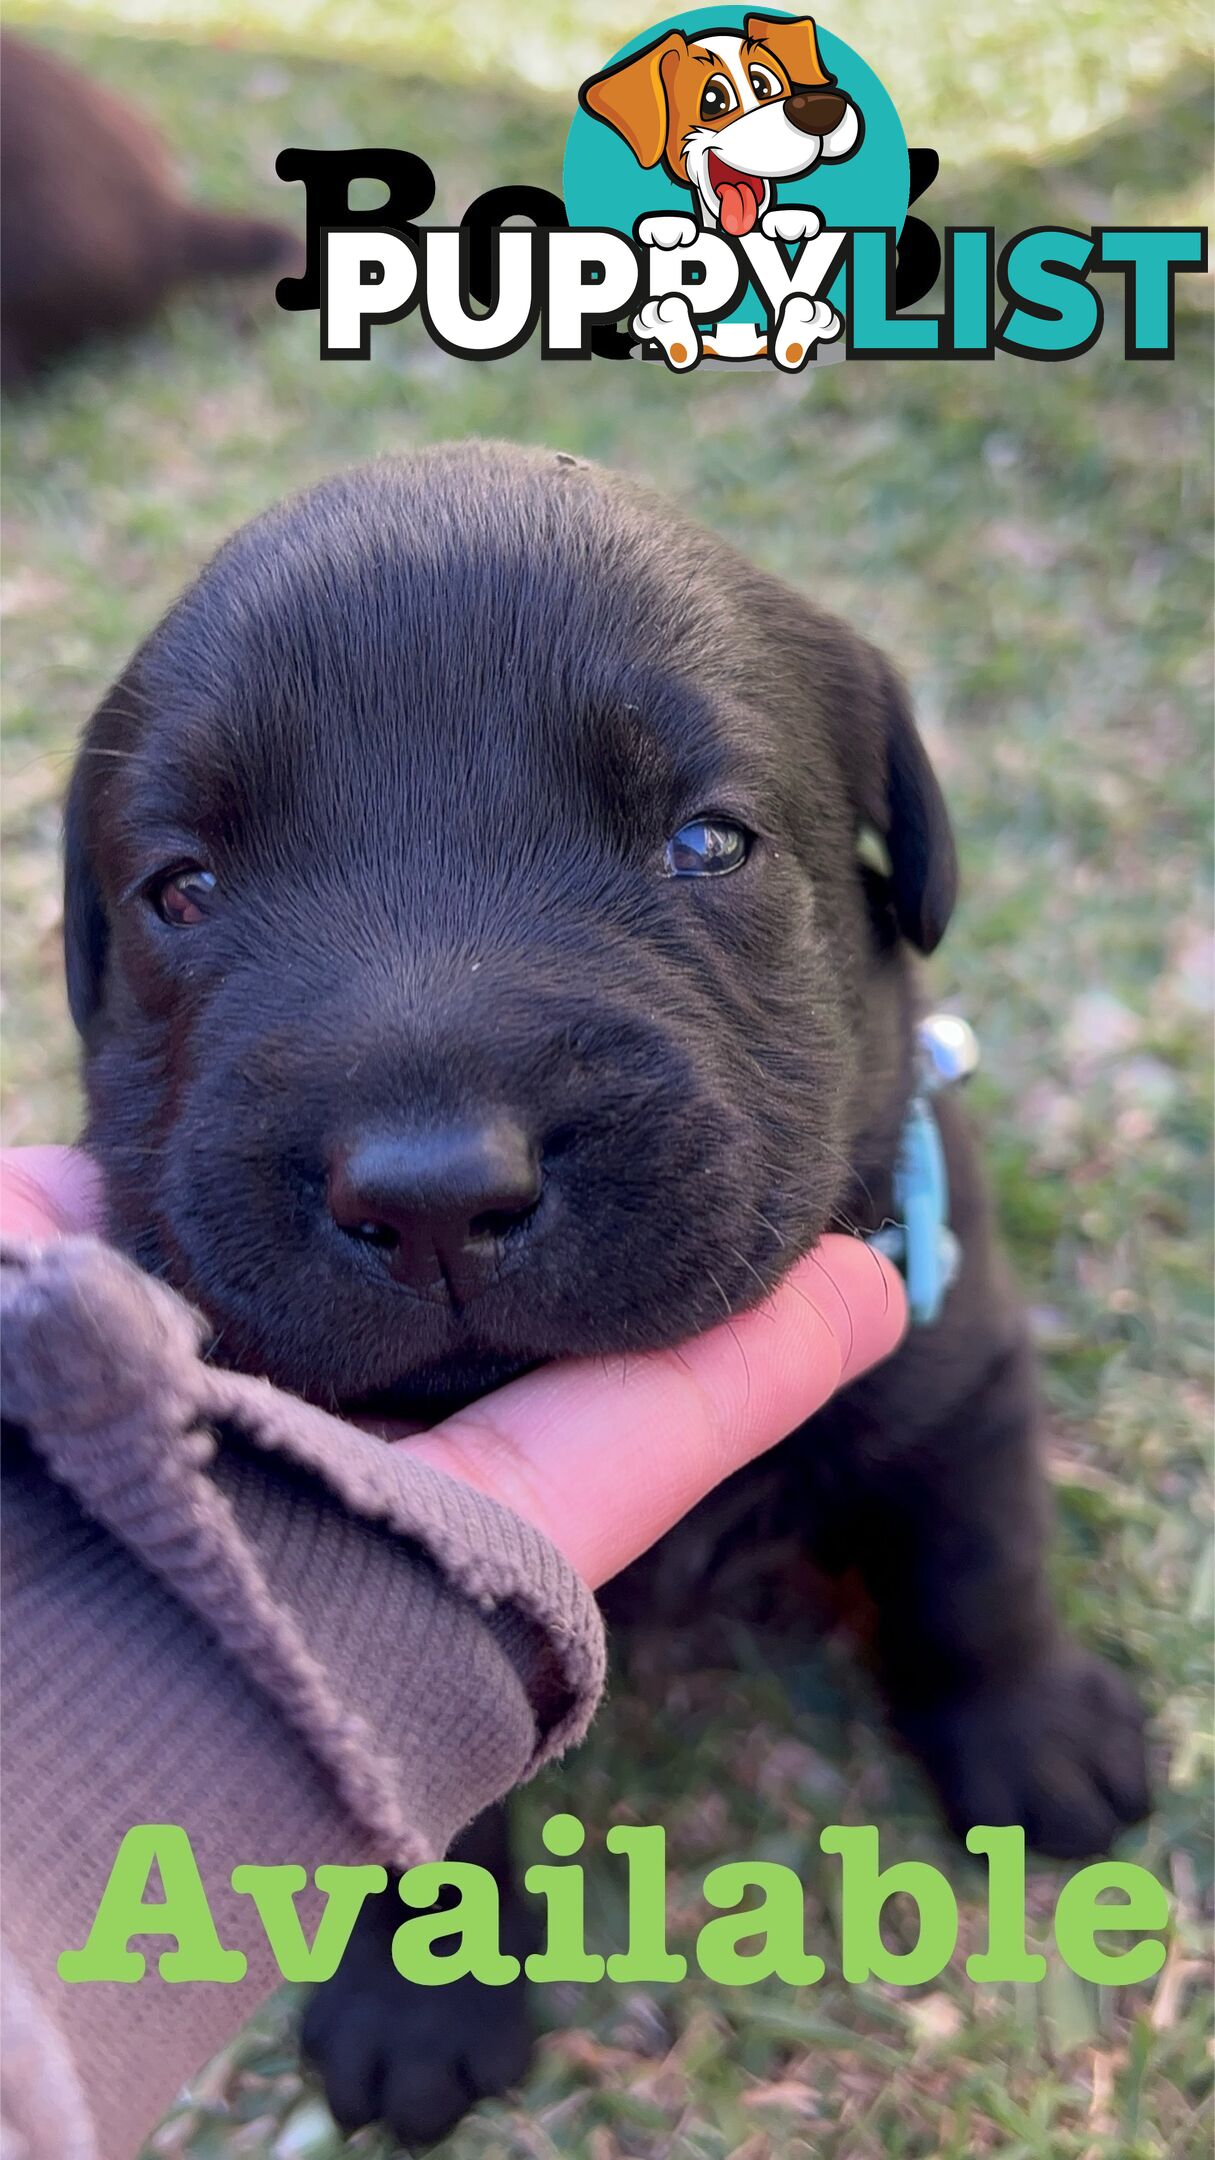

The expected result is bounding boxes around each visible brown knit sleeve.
[0,1236,606,2160]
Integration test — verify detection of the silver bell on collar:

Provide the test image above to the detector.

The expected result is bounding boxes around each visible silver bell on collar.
[917,1012,980,1093]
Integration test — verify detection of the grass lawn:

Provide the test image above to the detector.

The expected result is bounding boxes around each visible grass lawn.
[1,5,1212,2155]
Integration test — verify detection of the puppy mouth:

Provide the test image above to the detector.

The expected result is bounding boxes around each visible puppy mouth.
[706,153,768,237]
[343,1349,542,1429]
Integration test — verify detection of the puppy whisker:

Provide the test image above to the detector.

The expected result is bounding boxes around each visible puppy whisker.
[740,1201,786,1250]
[728,1242,778,1311]
[725,1321,751,1404]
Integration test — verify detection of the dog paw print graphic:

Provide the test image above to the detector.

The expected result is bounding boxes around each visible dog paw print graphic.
[567,10,910,370]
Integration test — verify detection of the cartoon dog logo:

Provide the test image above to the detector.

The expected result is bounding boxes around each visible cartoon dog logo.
[580,15,863,365]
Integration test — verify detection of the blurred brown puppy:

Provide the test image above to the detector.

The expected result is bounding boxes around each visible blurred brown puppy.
[1,34,296,382]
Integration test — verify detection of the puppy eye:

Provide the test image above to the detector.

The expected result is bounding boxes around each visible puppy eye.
[664,819,751,878]
[749,66,781,100]
[148,867,217,926]
[699,75,736,121]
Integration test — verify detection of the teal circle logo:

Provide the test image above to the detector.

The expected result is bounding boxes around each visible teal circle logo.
[565,8,909,334]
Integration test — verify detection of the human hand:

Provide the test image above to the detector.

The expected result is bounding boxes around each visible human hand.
[0,1147,906,1588]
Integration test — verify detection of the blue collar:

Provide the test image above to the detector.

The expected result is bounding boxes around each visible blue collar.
[866,1014,977,1326]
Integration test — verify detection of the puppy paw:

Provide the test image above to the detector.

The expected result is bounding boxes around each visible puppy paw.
[760,204,823,245]
[637,212,700,251]
[632,294,701,371]
[897,1647,1150,1860]
[302,1962,535,2144]
[772,293,841,370]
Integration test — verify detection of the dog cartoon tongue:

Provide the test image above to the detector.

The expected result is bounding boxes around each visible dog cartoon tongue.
[709,157,765,237]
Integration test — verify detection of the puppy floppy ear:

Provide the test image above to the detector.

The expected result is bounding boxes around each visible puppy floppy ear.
[837,648,958,955]
[744,15,834,89]
[579,32,686,169]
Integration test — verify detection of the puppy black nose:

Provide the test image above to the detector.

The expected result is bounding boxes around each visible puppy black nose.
[328,1121,542,1298]
[785,88,849,135]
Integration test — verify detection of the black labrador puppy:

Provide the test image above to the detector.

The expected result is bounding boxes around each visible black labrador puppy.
[64,443,1149,2144]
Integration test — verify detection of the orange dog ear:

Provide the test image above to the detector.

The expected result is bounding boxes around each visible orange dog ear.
[744,15,833,88]
[579,32,687,169]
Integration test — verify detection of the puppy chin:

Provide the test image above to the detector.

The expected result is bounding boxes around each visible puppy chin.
[343,1349,540,1426]
[154,1213,817,1418]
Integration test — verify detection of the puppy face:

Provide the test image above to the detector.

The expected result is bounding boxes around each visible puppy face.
[581,15,861,233]
[65,444,953,1414]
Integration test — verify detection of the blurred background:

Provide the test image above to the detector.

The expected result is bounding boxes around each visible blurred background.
[2,2,1212,2154]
